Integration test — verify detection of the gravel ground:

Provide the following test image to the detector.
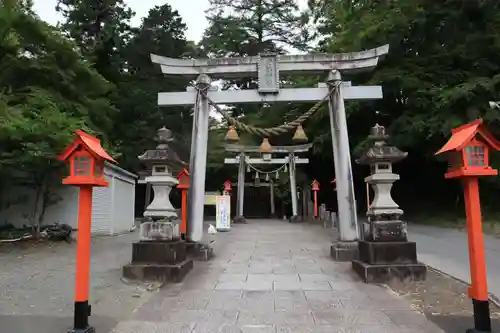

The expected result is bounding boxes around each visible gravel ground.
[0,231,158,333]
[387,268,500,333]
[408,223,500,300]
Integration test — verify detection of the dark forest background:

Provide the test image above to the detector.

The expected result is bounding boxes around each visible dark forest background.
[2,0,500,228]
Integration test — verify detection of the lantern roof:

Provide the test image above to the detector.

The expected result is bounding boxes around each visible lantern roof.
[357,124,407,165]
[435,119,500,155]
[58,130,115,163]
[138,127,187,168]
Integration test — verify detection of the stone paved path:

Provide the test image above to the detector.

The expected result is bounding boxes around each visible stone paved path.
[113,219,445,333]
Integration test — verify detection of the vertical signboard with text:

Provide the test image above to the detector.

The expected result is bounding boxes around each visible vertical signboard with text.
[216,195,231,231]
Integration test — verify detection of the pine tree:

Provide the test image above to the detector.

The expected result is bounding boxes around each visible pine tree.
[201,0,310,57]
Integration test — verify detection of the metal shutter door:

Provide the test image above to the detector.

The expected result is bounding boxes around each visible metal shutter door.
[91,174,113,234]
[112,177,135,234]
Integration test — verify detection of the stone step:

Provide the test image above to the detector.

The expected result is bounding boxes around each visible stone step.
[352,260,427,283]
[122,259,193,283]
[358,240,418,265]
[131,240,187,264]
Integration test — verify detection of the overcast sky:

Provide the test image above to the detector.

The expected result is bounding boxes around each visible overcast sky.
[33,0,210,42]
[33,0,307,43]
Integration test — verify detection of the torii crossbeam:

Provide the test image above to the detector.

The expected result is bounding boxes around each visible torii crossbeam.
[151,45,389,262]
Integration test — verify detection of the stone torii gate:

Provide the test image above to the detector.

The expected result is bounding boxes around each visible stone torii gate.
[151,45,389,260]
[224,143,312,223]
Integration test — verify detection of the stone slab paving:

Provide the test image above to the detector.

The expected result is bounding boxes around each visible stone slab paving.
[0,231,156,333]
[112,219,445,333]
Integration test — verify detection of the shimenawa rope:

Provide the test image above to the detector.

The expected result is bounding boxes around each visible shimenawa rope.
[194,82,341,137]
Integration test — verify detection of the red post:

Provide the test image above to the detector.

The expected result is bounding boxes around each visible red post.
[181,190,187,235]
[74,185,93,330]
[177,169,190,239]
[312,179,320,218]
[435,119,500,333]
[313,191,318,217]
[463,178,488,302]
[57,129,115,333]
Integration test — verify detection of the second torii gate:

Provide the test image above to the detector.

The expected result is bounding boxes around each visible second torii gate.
[224,143,312,223]
[151,45,389,262]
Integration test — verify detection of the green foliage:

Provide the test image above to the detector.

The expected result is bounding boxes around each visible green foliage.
[56,0,135,82]
[5,0,500,224]
[202,0,310,56]
[0,0,117,226]
[305,0,500,213]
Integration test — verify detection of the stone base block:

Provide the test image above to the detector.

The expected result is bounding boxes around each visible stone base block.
[132,240,187,264]
[331,242,359,261]
[289,215,302,223]
[233,216,247,224]
[358,241,418,265]
[352,260,427,283]
[122,259,193,283]
[365,220,408,242]
[186,242,214,261]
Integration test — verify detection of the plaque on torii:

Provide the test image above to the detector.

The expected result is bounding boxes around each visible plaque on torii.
[151,45,389,261]
[224,143,313,223]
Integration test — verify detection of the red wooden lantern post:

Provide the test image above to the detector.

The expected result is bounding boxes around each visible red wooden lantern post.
[223,179,232,195]
[177,168,190,239]
[58,130,115,333]
[311,179,320,217]
[436,119,499,333]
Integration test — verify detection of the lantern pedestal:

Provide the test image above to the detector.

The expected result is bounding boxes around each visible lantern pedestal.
[289,215,302,223]
[123,240,193,282]
[352,241,427,283]
[365,218,408,242]
[144,175,179,218]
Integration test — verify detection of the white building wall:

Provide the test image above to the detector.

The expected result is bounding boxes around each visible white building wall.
[0,164,137,235]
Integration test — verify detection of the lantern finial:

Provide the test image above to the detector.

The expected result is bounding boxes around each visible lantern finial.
[225,125,240,142]
[292,124,308,142]
[260,138,272,153]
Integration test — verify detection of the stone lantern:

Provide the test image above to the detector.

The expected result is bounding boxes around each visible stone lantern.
[357,123,407,239]
[139,127,183,220]
[123,127,193,283]
[352,124,426,283]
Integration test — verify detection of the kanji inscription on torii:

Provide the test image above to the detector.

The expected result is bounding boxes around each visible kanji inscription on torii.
[258,53,279,94]
[150,45,389,262]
